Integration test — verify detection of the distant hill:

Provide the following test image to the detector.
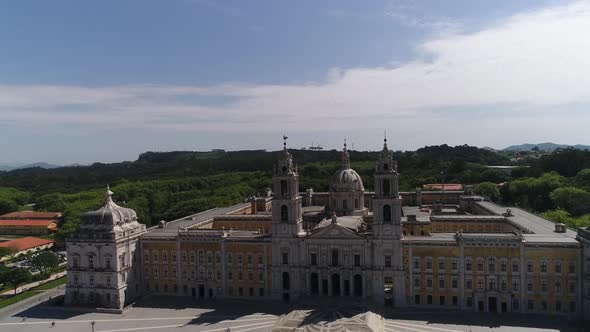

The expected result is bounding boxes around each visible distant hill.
[0,162,63,171]
[503,142,590,152]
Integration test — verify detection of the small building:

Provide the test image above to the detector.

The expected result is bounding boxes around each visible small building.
[0,219,58,235]
[423,183,463,191]
[0,211,62,220]
[0,236,55,261]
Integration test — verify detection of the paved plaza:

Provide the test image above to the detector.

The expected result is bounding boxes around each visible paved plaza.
[0,294,583,332]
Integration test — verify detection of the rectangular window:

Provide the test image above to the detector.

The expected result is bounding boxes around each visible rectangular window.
[488,257,495,272]
[227,254,233,264]
[258,271,264,281]
[528,300,534,310]
[527,260,533,272]
[512,299,519,311]
[249,287,254,296]
[513,279,519,291]
[466,259,472,271]
[451,258,457,270]
[452,277,458,289]
[527,280,534,292]
[500,259,507,272]
[199,252,204,264]
[541,261,547,273]
[555,280,561,293]
[332,250,339,267]
[237,254,242,265]
[163,252,168,262]
[228,272,233,280]
[439,276,445,289]
[73,257,78,268]
[541,279,548,292]
[414,277,420,288]
[438,258,445,270]
[153,253,158,262]
[555,261,561,273]
[568,261,575,273]
[426,258,432,269]
[385,255,392,268]
[282,253,289,265]
[259,288,264,297]
[310,253,317,266]
[415,295,420,304]
[89,274,94,286]
[247,254,252,265]
[354,254,361,267]
[105,257,111,269]
[427,277,432,288]
[413,257,420,270]
[74,274,78,285]
[466,279,472,290]
[477,258,483,272]
[88,256,94,269]
[106,275,111,286]
[512,260,519,272]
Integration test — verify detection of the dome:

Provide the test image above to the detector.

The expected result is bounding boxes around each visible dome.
[79,187,138,228]
[330,168,364,192]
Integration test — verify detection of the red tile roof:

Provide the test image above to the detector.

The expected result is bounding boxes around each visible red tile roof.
[0,237,54,251]
[0,219,57,227]
[423,183,464,191]
[0,211,61,219]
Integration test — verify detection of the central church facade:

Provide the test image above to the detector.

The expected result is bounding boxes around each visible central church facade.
[270,140,405,305]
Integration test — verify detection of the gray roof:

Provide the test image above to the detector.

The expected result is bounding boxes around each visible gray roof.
[143,203,250,239]
[474,201,578,239]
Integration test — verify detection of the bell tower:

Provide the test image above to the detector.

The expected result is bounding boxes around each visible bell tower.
[271,136,303,237]
[372,136,402,238]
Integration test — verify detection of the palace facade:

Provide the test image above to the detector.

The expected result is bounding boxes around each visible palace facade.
[65,139,590,324]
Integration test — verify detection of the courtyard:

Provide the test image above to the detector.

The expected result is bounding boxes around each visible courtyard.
[0,294,583,332]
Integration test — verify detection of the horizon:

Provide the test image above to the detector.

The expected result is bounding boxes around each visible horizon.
[2,0,590,164]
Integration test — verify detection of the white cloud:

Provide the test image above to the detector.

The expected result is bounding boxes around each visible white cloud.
[2,1,590,147]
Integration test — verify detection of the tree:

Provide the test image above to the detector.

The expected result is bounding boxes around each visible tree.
[549,187,590,216]
[2,268,32,295]
[0,247,15,260]
[474,182,501,202]
[575,168,590,189]
[479,169,508,183]
[0,198,18,215]
[31,251,60,275]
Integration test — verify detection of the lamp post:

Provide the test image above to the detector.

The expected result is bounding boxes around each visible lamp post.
[91,321,95,332]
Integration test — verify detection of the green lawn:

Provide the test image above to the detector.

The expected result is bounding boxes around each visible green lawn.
[0,276,66,309]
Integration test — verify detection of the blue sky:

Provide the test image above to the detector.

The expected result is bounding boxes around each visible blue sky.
[1,0,589,164]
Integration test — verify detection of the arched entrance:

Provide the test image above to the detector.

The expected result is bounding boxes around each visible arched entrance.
[310,273,319,295]
[331,274,340,296]
[353,274,363,297]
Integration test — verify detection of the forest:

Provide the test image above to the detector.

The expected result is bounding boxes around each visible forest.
[0,145,589,241]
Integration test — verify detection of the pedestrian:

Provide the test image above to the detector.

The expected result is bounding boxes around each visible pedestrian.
[51,321,55,327]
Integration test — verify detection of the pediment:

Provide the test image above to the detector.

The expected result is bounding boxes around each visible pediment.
[308,223,364,239]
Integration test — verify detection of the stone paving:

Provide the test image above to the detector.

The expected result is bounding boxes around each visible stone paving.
[0,294,583,332]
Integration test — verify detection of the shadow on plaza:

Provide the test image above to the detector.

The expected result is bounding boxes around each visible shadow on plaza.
[384,308,582,332]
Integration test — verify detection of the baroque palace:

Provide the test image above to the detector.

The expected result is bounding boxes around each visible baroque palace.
[64,138,590,324]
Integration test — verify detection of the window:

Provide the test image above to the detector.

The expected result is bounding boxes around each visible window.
[555,280,562,293]
[164,268,168,278]
[173,268,177,278]
[105,257,111,269]
[153,253,158,263]
[439,276,445,289]
[163,252,168,262]
[439,296,445,306]
[199,252,204,264]
[259,288,264,297]
[106,275,111,286]
[216,271,221,280]
[512,259,519,272]
[512,299,520,311]
[466,279,472,290]
[555,261,561,273]
[451,258,457,270]
[73,257,78,268]
[172,252,177,262]
[413,257,420,270]
[427,276,433,288]
[527,260,533,272]
[89,274,94,286]
[258,271,264,281]
[427,295,433,305]
[466,297,473,307]
[247,254,252,265]
[477,258,483,272]
[228,272,233,280]
[144,252,149,263]
[488,257,495,272]
[153,266,158,278]
[488,278,496,290]
[513,279,519,291]
[528,300,534,310]
[190,254,195,263]
[237,254,242,265]
[199,270,204,280]
[452,296,458,306]
[227,254,233,264]
[120,254,126,268]
[438,258,445,270]
[415,295,421,304]
[500,259,507,272]
[541,260,547,273]
[181,253,186,262]
[331,250,339,266]
[500,278,507,291]
[191,270,195,279]
[355,199,359,209]
[383,205,392,222]
[282,252,289,265]
[466,258,472,271]
[426,257,432,270]
[73,274,78,285]
[384,255,392,268]
[342,200,348,210]
[248,272,253,281]
[383,179,391,196]
[569,282,576,294]
[280,180,288,196]
[228,287,234,296]
[541,279,548,292]
[452,277,458,289]
[257,254,262,265]
[477,278,484,290]
[354,254,361,267]
[414,277,420,288]
[310,253,317,266]
[182,270,187,279]
[527,280,534,292]
[280,205,288,222]
[249,287,254,296]
[88,256,94,269]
